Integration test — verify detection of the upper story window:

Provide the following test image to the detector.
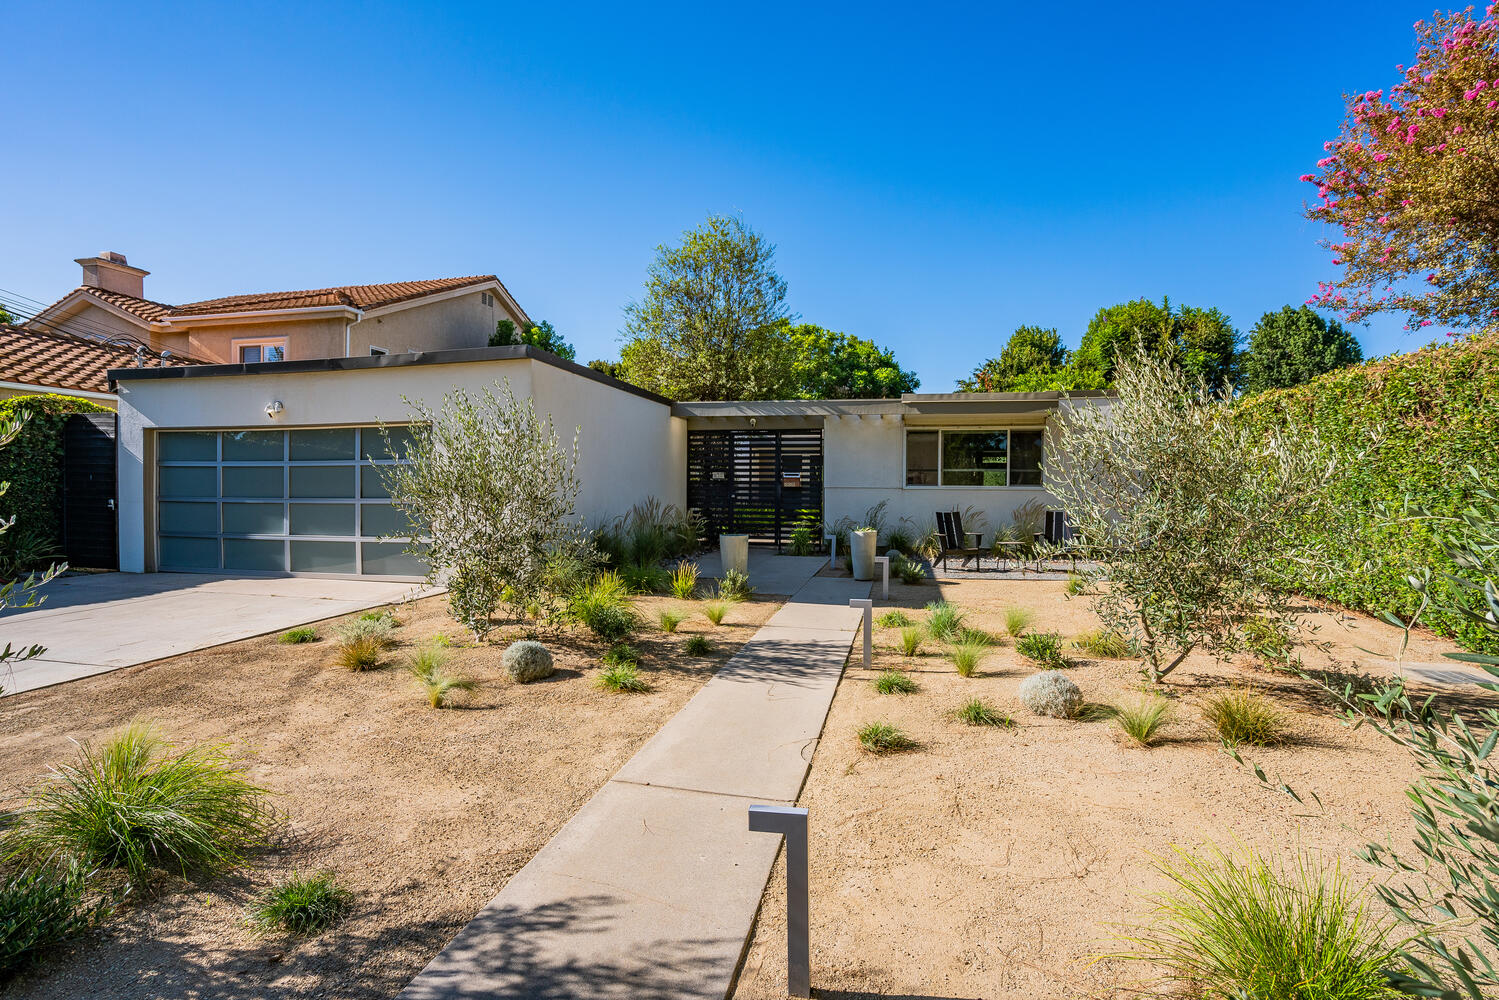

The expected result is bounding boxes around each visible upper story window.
[905,428,1044,487]
[236,339,287,363]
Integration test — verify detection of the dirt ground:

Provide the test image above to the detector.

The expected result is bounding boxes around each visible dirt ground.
[731,577,1480,1000]
[0,591,780,1000]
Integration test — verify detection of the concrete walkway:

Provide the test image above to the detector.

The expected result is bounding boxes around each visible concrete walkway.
[400,572,871,999]
[692,548,827,596]
[1,572,426,696]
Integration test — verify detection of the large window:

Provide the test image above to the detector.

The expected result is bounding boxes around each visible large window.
[904,428,1044,487]
[156,426,427,578]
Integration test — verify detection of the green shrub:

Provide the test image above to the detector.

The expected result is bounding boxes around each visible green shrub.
[278,627,317,644]
[788,522,815,556]
[954,698,1013,728]
[872,670,917,694]
[247,870,352,937]
[335,617,396,649]
[0,394,111,573]
[684,635,712,656]
[1232,333,1499,653]
[1114,696,1172,747]
[949,643,986,677]
[955,627,994,647]
[1118,844,1400,1000]
[0,859,109,979]
[335,636,383,671]
[1203,688,1284,746]
[1072,629,1135,659]
[357,608,400,628]
[5,724,272,880]
[856,722,917,754]
[596,661,650,693]
[670,560,699,600]
[620,561,670,594]
[703,601,729,626]
[1002,606,1035,637]
[876,610,913,628]
[658,608,687,633]
[569,572,640,640]
[924,601,965,641]
[1017,631,1066,667]
[893,556,928,585]
[716,568,753,602]
[603,643,640,667]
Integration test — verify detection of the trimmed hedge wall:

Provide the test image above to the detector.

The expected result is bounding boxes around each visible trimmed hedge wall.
[1233,334,1499,652]
[0,394,113,568]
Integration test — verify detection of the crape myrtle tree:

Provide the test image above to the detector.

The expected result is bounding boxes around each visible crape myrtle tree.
[1046,352,1336,683]
[381,380,583,640]
[1304,7,1499,335]
[619,214,795,400]
[1240,305,1364,393]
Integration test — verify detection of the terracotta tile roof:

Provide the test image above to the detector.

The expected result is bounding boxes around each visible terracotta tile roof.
[169,276,498,316]
[0,324,199,395]
[78,286,176,321]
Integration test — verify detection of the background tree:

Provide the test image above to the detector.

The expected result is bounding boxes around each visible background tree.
[1304,8,1499,334]
[1240,305,1364,393]
[490,318,576,361]
[1074,297,1239,390]
[0,306,17,325]
[382,380,582,640]
[586,358,627,380]
[618,214,794,400]
[958,326,1069,391]
[785,323,918,398]
[1047,352,1335,682]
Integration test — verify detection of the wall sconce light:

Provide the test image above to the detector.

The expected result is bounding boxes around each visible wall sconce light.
[748,416,758,427]
[265,400,284,419]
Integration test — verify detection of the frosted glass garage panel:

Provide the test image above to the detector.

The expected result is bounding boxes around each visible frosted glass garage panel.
[362,542,427,577]
[159,536,219,569]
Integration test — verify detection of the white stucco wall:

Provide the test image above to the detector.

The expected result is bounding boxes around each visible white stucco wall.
[113,357,680,573]
[821,414,1059,537]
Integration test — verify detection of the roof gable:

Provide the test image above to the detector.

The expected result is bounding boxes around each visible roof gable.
[0,324,200,395]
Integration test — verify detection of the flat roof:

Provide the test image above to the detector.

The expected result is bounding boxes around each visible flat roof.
[671,389,1111,419]
[108,344,673,407]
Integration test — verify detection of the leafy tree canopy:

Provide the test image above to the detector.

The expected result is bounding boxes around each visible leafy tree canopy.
[1240,305,1364,393]
[1075,297,1240,390]
[959,326,1070,391]
[785,323,918,398]
[491,318,575,361]
[618,214,794,400]
[1304,8,1499,335]
[0,306,17,325]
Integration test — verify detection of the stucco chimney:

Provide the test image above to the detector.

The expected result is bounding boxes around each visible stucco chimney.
[75,251,149,298]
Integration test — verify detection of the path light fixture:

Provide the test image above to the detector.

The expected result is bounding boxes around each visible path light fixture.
[850,598,873,668]
[748,805,810,998]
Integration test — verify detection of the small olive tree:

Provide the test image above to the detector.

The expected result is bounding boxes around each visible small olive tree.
[382,380,581,640]
[1047,353,1336,682]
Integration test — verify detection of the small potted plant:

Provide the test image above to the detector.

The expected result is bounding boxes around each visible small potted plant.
[850,525,878,580]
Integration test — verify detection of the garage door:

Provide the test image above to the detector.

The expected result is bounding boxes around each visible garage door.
[155,426,427,579]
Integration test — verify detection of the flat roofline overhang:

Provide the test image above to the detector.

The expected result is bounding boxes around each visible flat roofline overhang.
[107,345,673,407]
[672,390,1112,421]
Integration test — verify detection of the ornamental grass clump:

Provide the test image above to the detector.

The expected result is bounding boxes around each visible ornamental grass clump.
[949,643,986,678]
[0,860,109,978]
[620,562,671,595]
[658,608,687,633]
[278,627,317,644]
[898,627,923,657]
[703,601,730,626]
[670,560,699,600]
[1002,606,1035,637]
[877,610,912,628]
[335,616,396,649]
[596,661,650,693]
[1018,671,1083,719]
[5,724,272,881]
[408,647,476,707]
[247,870,353,937]
[569,572,640,640]
[1116,844,1400,1000]
[856,722,918,754]
[924,601,965,641]
[1072,629,1135,659]
[684,635,712,656]
[872,670,917,695]
[954,698,1013,728]
[1114,696,1173,747]
[335,636,383,671]
[1204,688,1284,747]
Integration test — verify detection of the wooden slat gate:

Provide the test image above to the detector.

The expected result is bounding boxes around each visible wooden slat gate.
[61,412,118,570]
[687,429,823,550]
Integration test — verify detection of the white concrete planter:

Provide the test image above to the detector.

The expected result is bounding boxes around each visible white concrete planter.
[850,529,878,581]
[719,534,749,577]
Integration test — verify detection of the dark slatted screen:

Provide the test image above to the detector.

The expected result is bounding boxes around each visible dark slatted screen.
[687,429,823,549]
[62,412,118,569]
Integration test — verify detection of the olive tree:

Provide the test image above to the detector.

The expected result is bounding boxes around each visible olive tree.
[382,380,582,640]
[1047,352,1336,682]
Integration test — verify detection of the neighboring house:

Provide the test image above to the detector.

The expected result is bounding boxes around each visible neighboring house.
[109,346,1107,581]
[0,323,195,405]
[26,252,530,365]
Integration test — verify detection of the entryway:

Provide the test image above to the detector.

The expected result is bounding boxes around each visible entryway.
[686,429,822,550]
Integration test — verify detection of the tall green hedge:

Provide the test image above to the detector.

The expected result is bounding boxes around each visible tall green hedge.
[1233,334,1499,652]
[0,394,113,567]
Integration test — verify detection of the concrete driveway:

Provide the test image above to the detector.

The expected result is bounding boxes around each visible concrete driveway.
[1,573,428,696]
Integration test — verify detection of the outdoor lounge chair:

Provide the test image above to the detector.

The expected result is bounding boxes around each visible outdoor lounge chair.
[935,510,987,571]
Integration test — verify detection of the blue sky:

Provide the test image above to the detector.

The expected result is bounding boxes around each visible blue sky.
[0,1,1443,391]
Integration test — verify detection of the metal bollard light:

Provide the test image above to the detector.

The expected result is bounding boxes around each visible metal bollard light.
[748,805,811,998]
[849,598,872,668]
[824,532,838,570]
[873,555,890,600]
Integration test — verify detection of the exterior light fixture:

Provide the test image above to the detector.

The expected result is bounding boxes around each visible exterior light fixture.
[265,400,284,419]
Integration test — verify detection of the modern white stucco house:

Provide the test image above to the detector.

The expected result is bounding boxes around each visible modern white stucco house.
[109,346,1105,580]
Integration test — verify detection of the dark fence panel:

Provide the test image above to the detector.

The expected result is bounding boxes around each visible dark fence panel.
[61,412,117,569]
[687,429,822,549]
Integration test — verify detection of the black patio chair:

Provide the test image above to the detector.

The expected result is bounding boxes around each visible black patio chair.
[936,510,987,571]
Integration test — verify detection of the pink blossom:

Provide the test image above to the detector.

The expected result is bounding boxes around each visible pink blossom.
[1373,152,1389,161]
[1299,173,1316,182]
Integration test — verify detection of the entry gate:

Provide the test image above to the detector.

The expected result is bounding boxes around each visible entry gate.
[61,412,118,570]
[687,429,822,550]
